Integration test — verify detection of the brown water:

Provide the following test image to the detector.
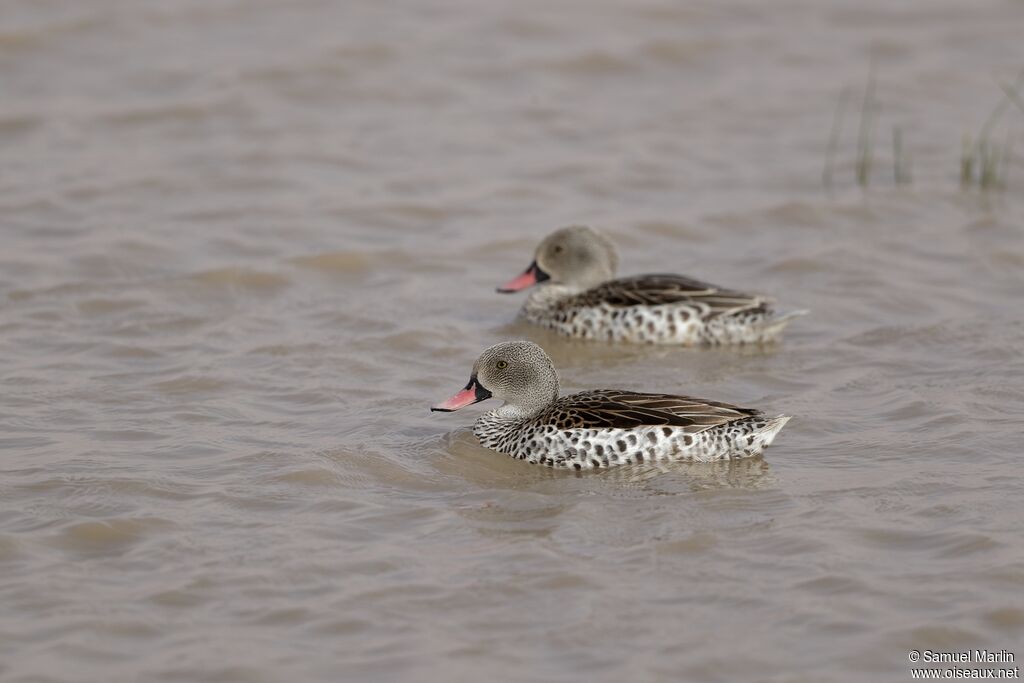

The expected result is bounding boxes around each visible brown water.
[2,1,1023,681]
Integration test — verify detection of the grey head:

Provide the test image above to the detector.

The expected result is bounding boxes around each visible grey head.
[496,225,618,293]
[431,341,560,417]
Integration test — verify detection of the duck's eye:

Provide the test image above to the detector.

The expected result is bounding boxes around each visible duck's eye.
[496,360,508,369]
[552,245,564,254]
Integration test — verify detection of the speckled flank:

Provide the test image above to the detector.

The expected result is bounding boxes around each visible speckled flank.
[521,286,801,346]
[474,413,790,469]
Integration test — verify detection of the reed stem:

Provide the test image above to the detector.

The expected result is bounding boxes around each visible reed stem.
[855,57,877,188]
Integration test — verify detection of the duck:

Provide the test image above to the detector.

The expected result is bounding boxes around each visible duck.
[496,225,804,345]
[431,340,790,469]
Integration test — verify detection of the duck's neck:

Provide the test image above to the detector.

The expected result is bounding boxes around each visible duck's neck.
[491,402,543,420]
[523,283,580,317]
[473,402,550,450]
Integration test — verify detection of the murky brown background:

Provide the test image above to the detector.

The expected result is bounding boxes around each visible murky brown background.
[2,1,1023,681]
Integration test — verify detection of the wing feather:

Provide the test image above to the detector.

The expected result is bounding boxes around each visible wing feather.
[537,389,761,432]
[568,274,767,315]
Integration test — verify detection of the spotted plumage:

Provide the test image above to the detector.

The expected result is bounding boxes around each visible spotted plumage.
[498,226,805,345]
[433,341,791,469]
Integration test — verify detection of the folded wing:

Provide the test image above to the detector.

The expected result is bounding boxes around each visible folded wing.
[541,390,761,432]
[570,274,768,316]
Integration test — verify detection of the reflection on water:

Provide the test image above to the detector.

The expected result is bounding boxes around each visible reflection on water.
[432,428,776,493]
[1,0,1023,681]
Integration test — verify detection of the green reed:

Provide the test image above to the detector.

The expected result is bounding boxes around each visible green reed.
[854,58,877,188]
[825,66,1021,193]
[823,87,850,191]
[959,72,1022,191]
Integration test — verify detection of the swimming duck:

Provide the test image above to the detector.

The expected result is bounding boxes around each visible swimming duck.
[431,340,790,469]
[497,225,804,345]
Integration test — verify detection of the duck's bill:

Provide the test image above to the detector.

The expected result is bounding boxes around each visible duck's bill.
[431,378,493,412]
[496,261,550,293]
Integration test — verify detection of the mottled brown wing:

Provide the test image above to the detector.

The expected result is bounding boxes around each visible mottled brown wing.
[569,274,766,315]
[538,390,761,432]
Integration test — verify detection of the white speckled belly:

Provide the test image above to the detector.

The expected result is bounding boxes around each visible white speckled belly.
[473,412,790,469]
[520,288,788,346]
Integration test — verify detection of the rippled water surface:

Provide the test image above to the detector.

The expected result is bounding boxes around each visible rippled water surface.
[2,1,1024,681]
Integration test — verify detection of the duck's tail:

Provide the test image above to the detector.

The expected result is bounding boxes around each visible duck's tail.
[757,414,791,448]
[728,414,791,459]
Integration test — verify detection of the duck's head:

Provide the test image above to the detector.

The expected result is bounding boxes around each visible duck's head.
[431,341,560,416]
[497,225,618,293]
